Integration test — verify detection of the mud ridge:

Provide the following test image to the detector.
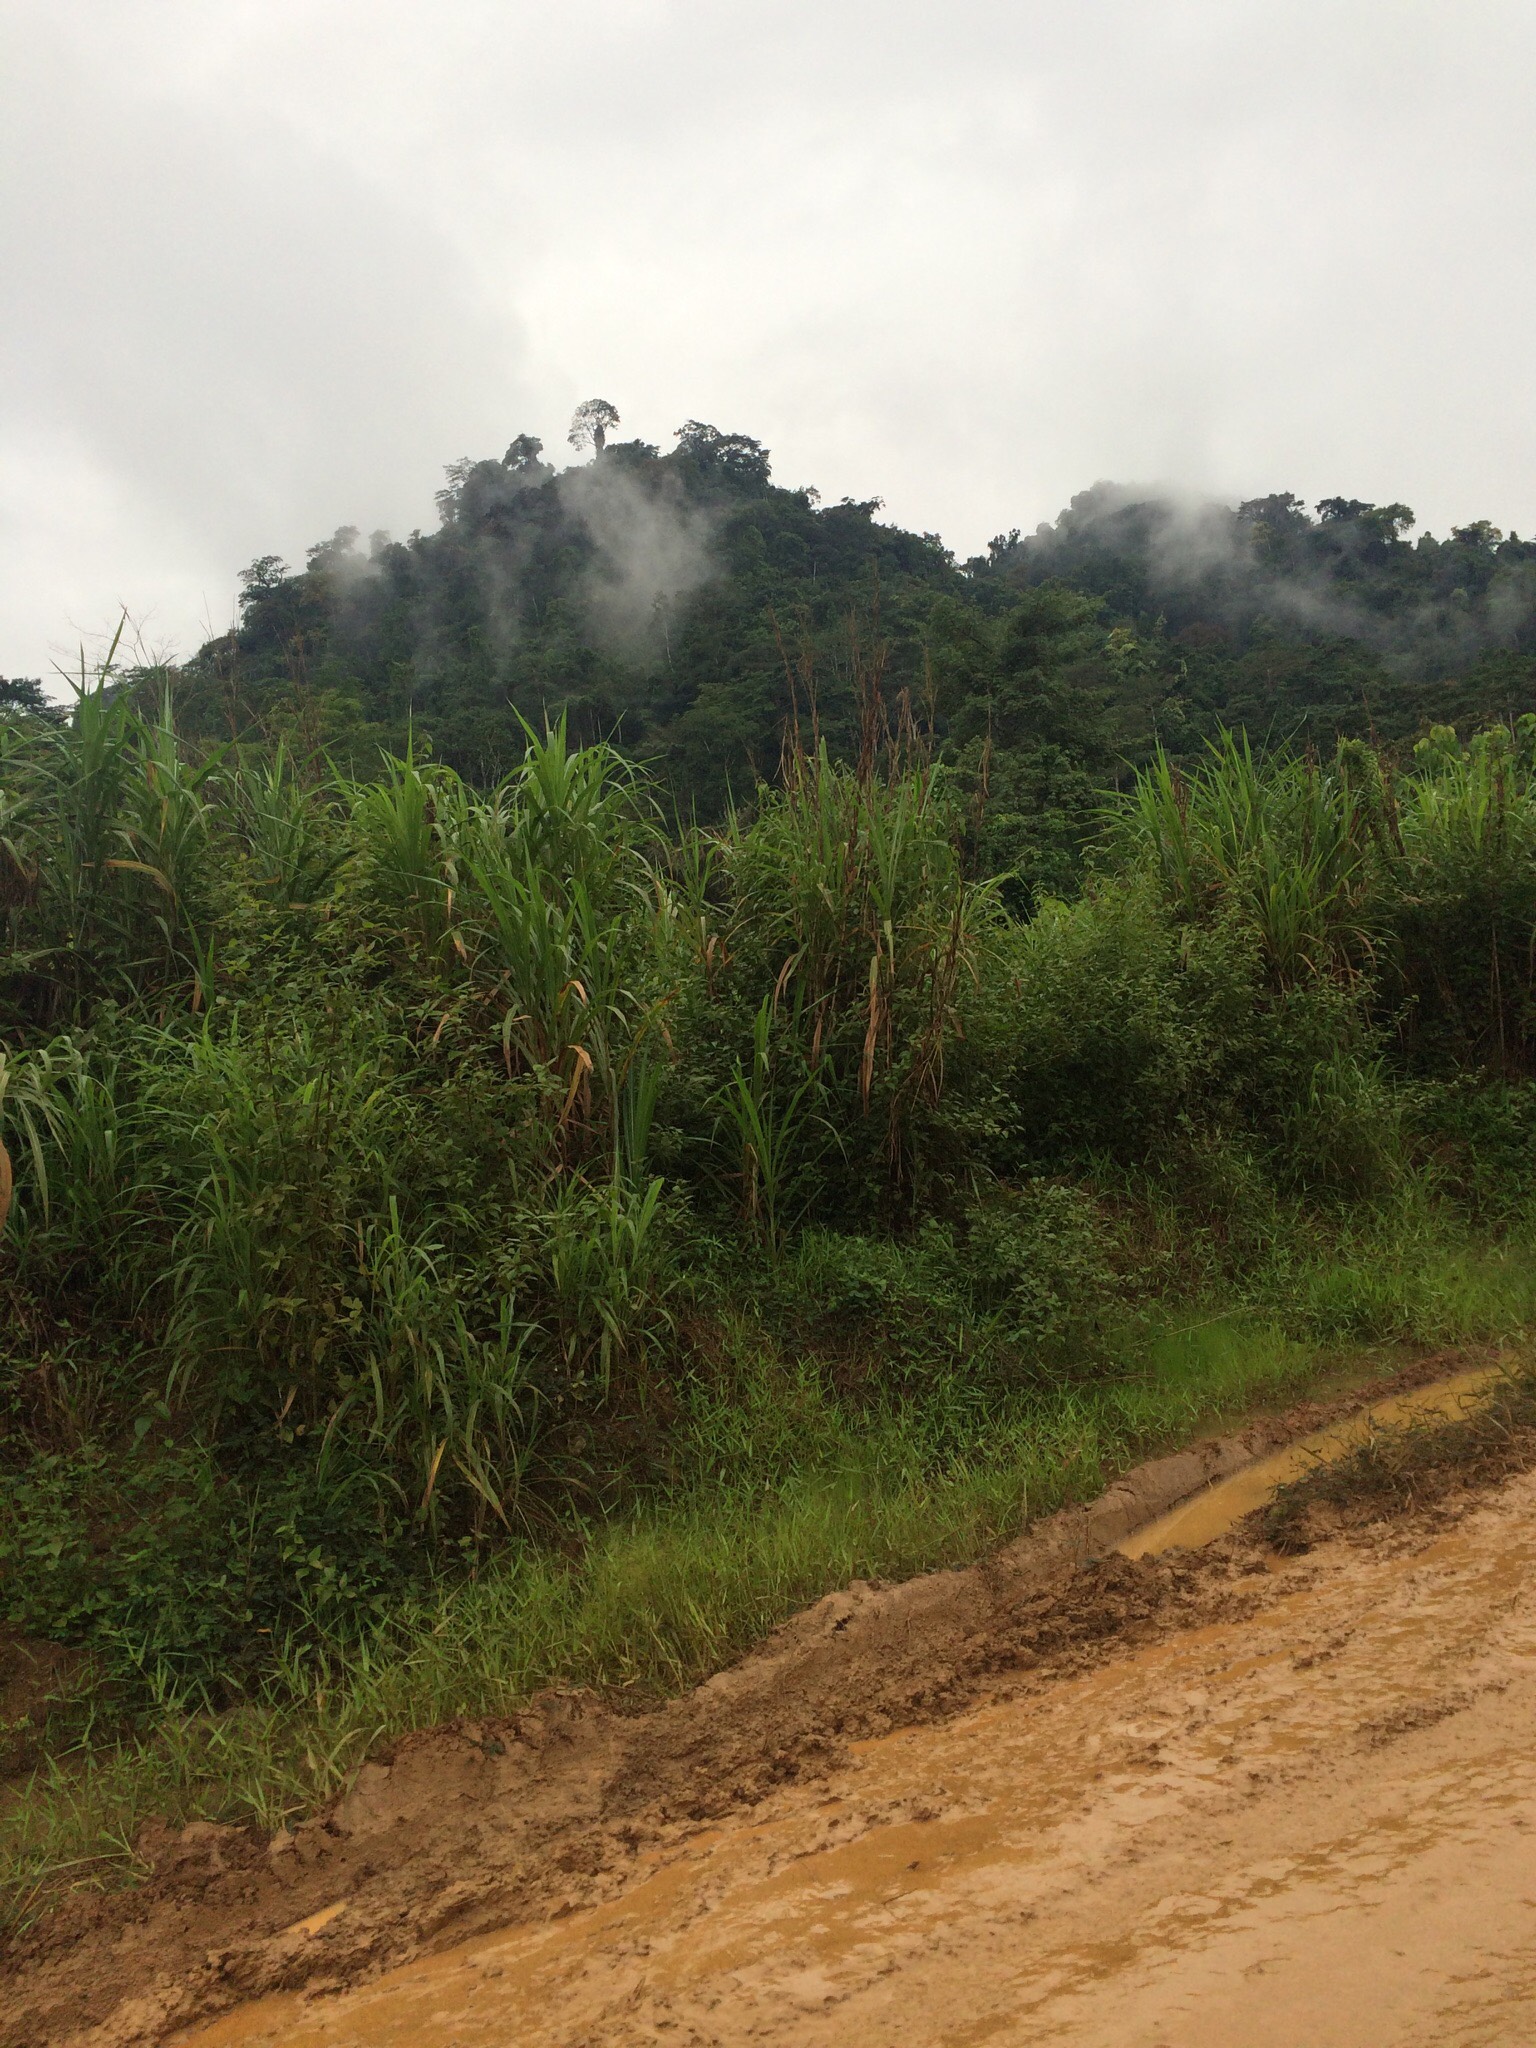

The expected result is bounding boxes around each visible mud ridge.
[0,1347,1497,2047]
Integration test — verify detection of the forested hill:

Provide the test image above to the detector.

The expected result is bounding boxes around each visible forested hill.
[164,417,1536,888]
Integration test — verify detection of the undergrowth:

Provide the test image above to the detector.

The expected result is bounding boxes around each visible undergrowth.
[3,681,1536,1933]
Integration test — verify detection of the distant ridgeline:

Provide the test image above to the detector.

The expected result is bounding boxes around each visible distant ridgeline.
[165,420,1536,892]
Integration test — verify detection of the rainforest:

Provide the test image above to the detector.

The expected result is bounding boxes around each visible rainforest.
[2,423,1535,1957]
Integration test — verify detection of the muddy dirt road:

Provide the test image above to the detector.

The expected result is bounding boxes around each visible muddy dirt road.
[9,1361,1535,2047]
[179,1454,1536,2047]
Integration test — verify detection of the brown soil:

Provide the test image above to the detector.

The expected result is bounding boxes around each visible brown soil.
[2,1346,1527,2048]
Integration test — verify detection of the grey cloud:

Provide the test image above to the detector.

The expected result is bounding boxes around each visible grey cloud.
[4,1,1536,679]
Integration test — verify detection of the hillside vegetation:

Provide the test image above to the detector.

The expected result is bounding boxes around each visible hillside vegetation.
[2,429,1535,1918]
[51,420,1536,908]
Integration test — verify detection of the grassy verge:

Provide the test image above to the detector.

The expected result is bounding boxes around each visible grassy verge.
[6,1227,1534,1935]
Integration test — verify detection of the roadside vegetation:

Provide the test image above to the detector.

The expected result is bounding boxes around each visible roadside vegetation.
[1264,1353,1536,1551]
[2,636,1534,1929]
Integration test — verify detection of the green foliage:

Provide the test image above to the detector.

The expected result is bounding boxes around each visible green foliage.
[711,999,832,1250]
[8,443,1536,1932]
[461,721,661,1158]
[162,435,1536,888]
[1123,731,1378,988]
[694,733,1005,1215]
[1,652,219,1030]
[1385,720,1536,1068]
[0,1440,409,1704]
[3,655,1535,1902]
[348,746,460,962]
[226,742,348,912]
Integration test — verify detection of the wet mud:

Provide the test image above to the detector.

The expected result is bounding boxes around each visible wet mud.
[6,1348,1533,2047]
[1119,1362,1500,1556]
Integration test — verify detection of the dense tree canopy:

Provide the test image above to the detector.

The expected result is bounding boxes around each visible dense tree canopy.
[163,425,1536,900]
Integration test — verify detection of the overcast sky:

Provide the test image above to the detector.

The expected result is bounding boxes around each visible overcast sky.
[4,0,1535,681]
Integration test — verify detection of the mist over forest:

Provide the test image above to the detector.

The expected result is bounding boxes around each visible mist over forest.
[9,0,1536,2019]
[17,411,1517,906]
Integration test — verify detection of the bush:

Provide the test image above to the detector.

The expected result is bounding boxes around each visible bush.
[4,694,1535,1723]
[0,1439,413,1705]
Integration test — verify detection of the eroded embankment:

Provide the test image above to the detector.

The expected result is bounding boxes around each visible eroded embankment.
[2,1348,1525,2048]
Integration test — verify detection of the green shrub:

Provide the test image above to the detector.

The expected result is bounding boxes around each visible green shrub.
[4,692,1536,1752]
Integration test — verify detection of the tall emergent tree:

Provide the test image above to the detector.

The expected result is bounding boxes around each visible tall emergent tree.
[568,398,621,457]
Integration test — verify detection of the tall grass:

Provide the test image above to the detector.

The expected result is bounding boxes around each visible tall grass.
[1124,729,1378,987]
[1389,722,1536,1068]
[712,736,1003,1208]
[0,646,220,1028]
[5,686,1536,1934]
[1126,718,1536,1065]
[230,742,348,911]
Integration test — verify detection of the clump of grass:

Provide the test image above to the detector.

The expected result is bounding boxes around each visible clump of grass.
[1264,1354,1536,1552]
[1251,1192,1536,1345]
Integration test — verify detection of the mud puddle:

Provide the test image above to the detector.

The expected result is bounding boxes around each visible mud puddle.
[172,1382,1536,2048]
[1119,1363,1500,1557]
